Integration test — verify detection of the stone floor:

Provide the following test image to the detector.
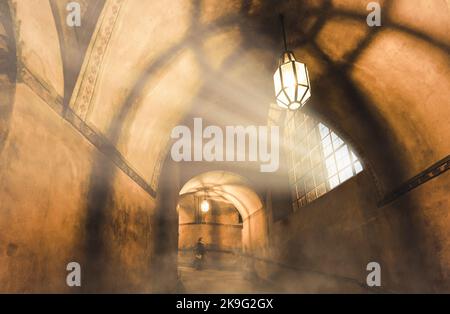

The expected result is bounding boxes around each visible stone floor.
[177,265,277,294]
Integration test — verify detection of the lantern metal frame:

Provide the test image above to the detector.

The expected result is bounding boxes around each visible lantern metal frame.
[273,15,312,110]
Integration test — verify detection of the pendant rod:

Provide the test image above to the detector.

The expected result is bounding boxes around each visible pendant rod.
[279,14,288,51]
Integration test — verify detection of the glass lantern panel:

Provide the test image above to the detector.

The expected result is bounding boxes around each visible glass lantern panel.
[273,69,282,94]
[295,62,308,85]
[302,88,311,104]
[276,92,289,108]
[281,62,297,90]
[285,86,296,102]
[296,85,308,103]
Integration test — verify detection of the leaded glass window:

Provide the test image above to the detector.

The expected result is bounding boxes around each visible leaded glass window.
[284,111,363,211]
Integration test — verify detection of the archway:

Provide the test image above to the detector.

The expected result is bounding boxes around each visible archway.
[176,171,271,293]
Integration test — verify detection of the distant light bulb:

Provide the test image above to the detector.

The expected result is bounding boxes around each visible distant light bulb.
[200,200,210,213]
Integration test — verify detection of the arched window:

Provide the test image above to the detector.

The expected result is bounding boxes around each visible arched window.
[284,111,363,211]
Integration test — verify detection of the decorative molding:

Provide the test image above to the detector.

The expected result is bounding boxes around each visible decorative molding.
[379,155,450,207]
[179,222,243,229]
[69,0,124,120]
[21,65,157,198]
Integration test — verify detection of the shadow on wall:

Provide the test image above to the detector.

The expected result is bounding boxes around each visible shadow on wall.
[0,1,17,155]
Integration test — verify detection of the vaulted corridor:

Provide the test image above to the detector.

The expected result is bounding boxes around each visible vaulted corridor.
[0,0,449,294]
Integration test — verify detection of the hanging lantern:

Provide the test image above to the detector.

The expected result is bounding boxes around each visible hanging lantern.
[273,15,311,110]
[274,51,311,110]
[200,199,210,213]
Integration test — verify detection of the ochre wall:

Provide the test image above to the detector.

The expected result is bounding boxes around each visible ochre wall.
[179,224,242,252]
[0,83,172,292]
[0,0,180,293]
[266,171,449,293]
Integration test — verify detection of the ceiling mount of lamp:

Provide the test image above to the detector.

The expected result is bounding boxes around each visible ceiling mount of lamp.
[273,14,311,111]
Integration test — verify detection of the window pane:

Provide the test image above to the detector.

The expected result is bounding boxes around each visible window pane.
[311,147,321,166]
[305,173,315,193]
[329,175,339,189]
[323,144,333,157]
[336,146,351,171]
[319,123,329,139]
[351,151,358,162]
[331,132,344,149]
[316,183,327,198]
[326,156,337,176]
[339,166,353,183]
[306,190,317,203]
[354,161,363,174]
[308,132,317,150]
[322,134,331,147]
[285,113,363,210]
[313,165,325,186]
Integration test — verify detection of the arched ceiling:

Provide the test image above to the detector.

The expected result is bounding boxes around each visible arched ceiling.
[13,0,64,95]
[12,0,450,195]
[48,0,105,108]
[179,170,263,219]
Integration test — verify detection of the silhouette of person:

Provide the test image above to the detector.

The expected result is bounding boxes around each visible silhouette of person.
[194,237,206,270]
